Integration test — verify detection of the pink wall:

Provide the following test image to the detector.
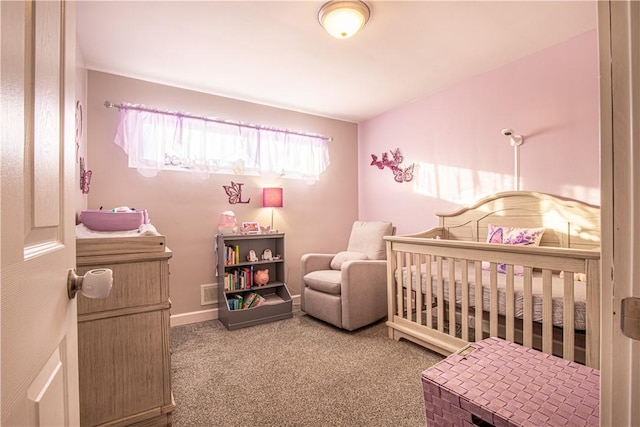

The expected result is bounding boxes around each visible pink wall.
[358,30,600,235]
[85,71,359,317]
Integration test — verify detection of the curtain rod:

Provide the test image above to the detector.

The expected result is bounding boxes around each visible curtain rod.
[104,101,333,142]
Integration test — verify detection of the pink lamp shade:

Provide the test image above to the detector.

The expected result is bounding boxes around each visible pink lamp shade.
[262,188,283,208]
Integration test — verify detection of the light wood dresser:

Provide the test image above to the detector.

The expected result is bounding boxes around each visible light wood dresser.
[76,235,173,427]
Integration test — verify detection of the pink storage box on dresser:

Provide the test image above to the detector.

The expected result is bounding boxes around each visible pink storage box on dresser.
[421,337,599,427]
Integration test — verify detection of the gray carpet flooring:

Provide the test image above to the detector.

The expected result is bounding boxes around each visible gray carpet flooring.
[170,309,444,427]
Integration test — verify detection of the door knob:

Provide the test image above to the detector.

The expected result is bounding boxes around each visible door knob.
[67,268,113,300]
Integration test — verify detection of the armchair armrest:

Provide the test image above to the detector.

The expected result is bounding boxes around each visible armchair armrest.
[300,253,335,312]
[301,253,335,276]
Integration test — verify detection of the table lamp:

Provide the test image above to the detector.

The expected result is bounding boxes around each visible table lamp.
[262,188,283,232]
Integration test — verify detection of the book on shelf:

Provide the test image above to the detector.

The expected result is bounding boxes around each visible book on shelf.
[225,245,233,265]
[253,293,266,307]
[227,294,244,311]
[224,245,241,265]
[241,292,265,309]
[241,292,257,309]
[229,292,265,310]
[223,267,255,291]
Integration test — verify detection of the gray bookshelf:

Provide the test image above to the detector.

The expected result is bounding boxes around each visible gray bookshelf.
[216,233,292,330]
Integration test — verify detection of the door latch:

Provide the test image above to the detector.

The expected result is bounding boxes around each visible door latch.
[621,297,640,340]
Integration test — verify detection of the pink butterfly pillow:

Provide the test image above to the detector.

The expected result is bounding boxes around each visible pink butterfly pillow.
[482,224,545,275]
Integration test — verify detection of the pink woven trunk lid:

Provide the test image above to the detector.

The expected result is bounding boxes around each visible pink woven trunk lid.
[421,337,599,427]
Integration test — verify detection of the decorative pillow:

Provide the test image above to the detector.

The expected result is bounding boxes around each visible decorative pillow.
[330,251,368,270]
[482,225,545,275]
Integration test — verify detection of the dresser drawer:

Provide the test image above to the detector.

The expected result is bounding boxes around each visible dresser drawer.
[78,260,168,316]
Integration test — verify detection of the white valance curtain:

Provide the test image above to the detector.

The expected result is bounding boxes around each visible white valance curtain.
[113,103,331,181]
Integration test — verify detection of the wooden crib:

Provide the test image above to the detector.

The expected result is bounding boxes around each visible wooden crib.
[385,191,601,368]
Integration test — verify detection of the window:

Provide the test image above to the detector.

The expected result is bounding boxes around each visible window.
[112,103,331,181]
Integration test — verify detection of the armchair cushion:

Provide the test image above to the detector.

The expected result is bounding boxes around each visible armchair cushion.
[330,251,368,270]
[303,270,341,294]
[346,221,394,260]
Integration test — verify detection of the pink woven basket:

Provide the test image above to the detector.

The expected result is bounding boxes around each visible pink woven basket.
[421,337,599,427]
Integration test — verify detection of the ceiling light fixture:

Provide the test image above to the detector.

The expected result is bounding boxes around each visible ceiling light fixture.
[318,1,370,39]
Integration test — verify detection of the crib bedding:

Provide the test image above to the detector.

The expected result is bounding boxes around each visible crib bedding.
[397,261,587,330]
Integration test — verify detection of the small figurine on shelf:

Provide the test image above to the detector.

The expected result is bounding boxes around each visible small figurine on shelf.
[261,249,273,261]
[254,269,269,286]
[247,250,258,262]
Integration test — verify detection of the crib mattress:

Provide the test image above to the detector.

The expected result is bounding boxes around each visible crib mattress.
[397,261,587,330]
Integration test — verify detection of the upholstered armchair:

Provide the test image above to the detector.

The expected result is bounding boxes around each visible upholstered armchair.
[300,221,394,331]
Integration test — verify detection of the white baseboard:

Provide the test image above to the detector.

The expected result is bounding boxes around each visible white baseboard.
[170,294,301,327]
[170,308,218,327]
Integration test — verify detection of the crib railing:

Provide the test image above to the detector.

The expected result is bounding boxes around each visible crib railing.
[385,236,601,368]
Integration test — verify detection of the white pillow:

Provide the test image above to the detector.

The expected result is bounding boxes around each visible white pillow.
[330,251,368,270]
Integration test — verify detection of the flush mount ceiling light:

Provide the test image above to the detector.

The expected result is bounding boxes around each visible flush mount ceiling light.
[318,1,370,39]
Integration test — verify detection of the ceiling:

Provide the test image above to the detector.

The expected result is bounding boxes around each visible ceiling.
[76,1,597,123]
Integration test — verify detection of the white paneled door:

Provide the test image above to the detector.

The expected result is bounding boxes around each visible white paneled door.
[599,1,640,425]
[1,1,79,425]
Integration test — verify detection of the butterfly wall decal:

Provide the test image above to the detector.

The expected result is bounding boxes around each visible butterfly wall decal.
[80,157,92,194]
[223,181,250,204]
[260,225,271,234]
[370,148,415,183]
[392,164,414,183]
[389,148,403,165]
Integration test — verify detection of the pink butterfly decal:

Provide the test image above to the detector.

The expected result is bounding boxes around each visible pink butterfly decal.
[370,154,385,169]
[260,225,271,234]
[223,181,250,204]
[80,157,92,194]
[370,148,414,183]
[392,164,414,183]
[389,148,403,166]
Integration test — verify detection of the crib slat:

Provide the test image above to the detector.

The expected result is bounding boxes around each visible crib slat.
[474,262,483,342]
[396,251,404,319]
[563,272,575,362]
[490,263,498,337]
[461,260,469,341]
[386,240,397,340]
[505,265,515,343]
[415,253,423,326]
[448,258,456,337]
[404,252,413,322]
[523,267,533,349]
[542,269,553,354]
[425,255,433,329]
[436,256,444,332]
